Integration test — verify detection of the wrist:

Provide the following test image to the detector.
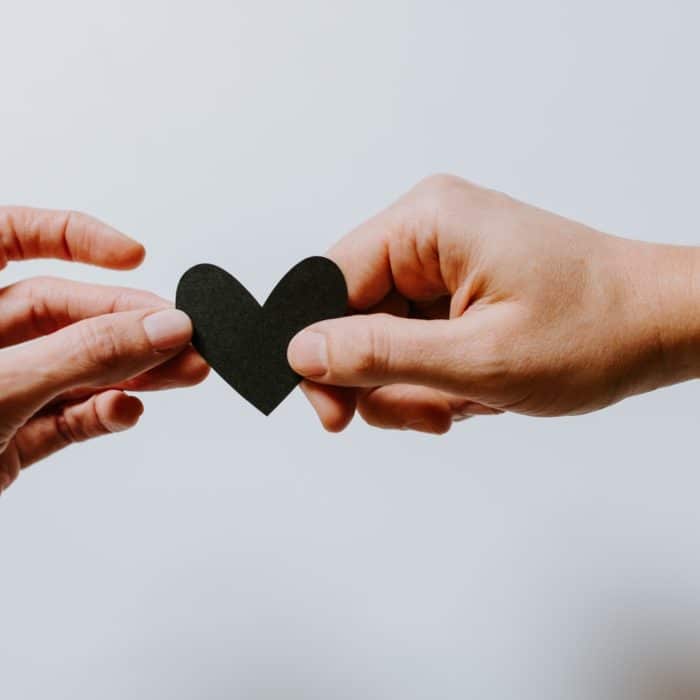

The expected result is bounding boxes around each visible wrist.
[625,240,700,389]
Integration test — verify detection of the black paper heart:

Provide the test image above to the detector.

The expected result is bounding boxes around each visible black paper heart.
[176,257,348,415]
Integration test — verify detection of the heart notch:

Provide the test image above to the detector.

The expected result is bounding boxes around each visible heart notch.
[176,257,348,415]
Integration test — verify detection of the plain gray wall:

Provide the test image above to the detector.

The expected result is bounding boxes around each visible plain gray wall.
[2,1,700,698]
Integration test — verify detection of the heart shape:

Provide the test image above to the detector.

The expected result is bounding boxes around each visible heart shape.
[176,257,348,415]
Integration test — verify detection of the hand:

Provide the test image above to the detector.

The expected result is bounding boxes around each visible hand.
[288,175,699,433]
[0,207,208,491]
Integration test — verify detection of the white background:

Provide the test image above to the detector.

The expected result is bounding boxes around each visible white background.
[2,1,700,698]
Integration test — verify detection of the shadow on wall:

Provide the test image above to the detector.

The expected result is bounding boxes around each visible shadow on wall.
[598,610,700,700]
[641,675,700,700]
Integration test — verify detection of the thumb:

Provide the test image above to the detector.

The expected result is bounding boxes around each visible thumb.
[0,308,192,422]
[288,313,481,393]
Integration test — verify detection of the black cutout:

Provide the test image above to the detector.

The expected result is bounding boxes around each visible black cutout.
[176,257,348,415]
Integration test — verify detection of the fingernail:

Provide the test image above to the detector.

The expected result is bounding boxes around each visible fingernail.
[454,401,503,418]
[288,331,328,377]
[143,309,192,351]
[453,413,473,422]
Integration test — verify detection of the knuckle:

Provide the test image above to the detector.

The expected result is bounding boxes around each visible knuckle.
[351,341,376,375]
[411,174,471,225]
[55,412,85,444]
[21,277,57,335]
[416,173,465,196]
[348,318,390,377]
[59,210,91,260]
[414,173,468,206]
[23,275,63,302]
[76,318,124,372]
[88,396,112,437]
[414,174,509,222]
[62,209,84,229]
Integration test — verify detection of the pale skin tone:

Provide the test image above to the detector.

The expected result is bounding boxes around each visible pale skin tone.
[0,207,209,492]
[288,174,700,433]
[4,177,697,491]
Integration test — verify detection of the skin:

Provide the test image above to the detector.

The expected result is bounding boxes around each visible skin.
[0,206,209,492]
[3,179,693,487]
[288,175,700,434]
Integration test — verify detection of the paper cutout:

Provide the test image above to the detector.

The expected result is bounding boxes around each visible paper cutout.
[176,257,348,415]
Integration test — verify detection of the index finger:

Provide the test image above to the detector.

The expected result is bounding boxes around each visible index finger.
[326,204,396,311]
[0,206,145,270]
[327,178,452,310]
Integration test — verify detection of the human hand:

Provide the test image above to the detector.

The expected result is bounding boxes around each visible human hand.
[288,175,698,433]
[0,207,208,491]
